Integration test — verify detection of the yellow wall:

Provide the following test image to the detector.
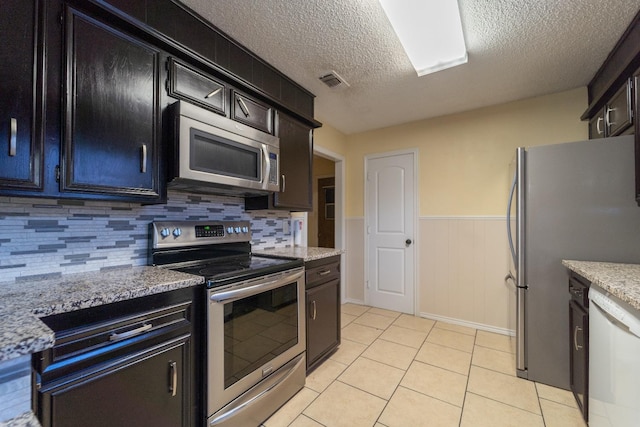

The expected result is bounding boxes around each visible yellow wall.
[344,87,588,217]
[313,122,348,157]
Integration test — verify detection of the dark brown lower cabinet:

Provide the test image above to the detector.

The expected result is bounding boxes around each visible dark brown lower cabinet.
[568,273,589,422]
[305,256,340,372]
[34,287,199,427]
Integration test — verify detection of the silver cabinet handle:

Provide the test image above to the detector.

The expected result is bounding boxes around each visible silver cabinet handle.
[318,270,332,277]
[605,107,615,128]
[109,323,152,341]
[237,97,250,117]
[169,361,178,397]
[205,87,222,99]
[596,116,604,135]
[310,300,317,320]
[573,325,583,351]
[9,118,17,156]
[140,144,147,173]
[281,174,286,192]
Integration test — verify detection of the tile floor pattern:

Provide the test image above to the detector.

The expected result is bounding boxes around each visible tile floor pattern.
[263,304,588,427]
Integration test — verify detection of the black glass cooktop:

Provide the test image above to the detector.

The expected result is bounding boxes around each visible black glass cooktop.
[173,254,302,288]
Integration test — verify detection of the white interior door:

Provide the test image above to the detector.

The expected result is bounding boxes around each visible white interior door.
[366,151,416,314]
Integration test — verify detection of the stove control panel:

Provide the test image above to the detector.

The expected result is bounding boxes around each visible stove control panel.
[151,221,252,249]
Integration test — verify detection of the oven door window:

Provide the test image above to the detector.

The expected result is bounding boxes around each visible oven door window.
[190,128,261,181]
[223,283,298,389]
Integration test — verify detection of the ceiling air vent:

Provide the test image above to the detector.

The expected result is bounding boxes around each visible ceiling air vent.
[319,71,349,89]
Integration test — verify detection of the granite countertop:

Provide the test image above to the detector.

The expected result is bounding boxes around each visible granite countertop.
[562,260,640,311]
[253,246,344,262]
[0,411,41,427]
[0,266,204,363]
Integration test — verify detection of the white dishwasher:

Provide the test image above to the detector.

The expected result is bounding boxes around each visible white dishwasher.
[589,285,640,427]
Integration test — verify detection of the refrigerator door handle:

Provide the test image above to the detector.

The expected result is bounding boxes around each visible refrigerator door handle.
[507,172,517,266]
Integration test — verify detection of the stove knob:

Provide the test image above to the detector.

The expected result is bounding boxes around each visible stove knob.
[242,226,249,233]
[160,228,171,238]
[173,228,182,237]
[226,227,234,235]
[234,227,241,234]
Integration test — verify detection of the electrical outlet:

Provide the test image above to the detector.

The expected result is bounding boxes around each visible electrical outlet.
[283,220,290,234]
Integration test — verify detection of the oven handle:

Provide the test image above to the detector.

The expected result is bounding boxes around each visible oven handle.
[209,269,304,303]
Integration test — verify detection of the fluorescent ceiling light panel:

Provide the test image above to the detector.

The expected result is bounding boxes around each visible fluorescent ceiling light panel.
[379,0,468,76]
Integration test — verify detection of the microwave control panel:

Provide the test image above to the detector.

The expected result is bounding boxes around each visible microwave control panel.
[269,153,278,185]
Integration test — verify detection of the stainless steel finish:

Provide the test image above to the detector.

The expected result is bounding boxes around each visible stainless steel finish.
[109,323,152,341]
[513,135,640,389]
[261,366,273,377]
[205,87,222,99]
[151,220,251,250]
[237,97,250,117]
[209,268,304,303]
[573,326,582,351]
[208,353,305,427]
[596,117,604,135]
[9,118,17,156]
[281,174,286,192]
[318,270,331,277]
[207,267,306,417]
[311,300,317,320]
[515,147,526,375]
[140,144,147,173]
[171,101,280,194]
[169,361,178,397]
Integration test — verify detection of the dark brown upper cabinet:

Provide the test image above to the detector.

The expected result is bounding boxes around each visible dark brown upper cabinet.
[0,0,44,192]
[231,91,274,135]
[61,6,163,201]
[167,58,226,116]
[274,112,313,210]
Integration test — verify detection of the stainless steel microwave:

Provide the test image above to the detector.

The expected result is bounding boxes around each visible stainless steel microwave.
[168,101,279,196]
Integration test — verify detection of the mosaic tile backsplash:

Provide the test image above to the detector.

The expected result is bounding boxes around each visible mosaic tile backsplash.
[0,191,291,283]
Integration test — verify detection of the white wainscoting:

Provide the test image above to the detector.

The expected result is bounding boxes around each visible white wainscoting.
[345,217,365,303]
[344,216,516,335]
[419,216,515,334]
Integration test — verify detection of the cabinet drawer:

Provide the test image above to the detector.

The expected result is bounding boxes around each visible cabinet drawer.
[231,91,273,134]
[606,79,633,136]
[167,58,226,115]
[306,260,340,288]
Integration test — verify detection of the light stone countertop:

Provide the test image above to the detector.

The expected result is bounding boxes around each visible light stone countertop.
[562,260,640,311]
[253,246,344,262]
[0,411,42,427]
[0,266,204,363]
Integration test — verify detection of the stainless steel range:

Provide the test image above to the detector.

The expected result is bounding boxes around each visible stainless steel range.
[149,221,306,427]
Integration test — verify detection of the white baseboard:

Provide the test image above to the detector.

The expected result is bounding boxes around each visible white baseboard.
[419,312,515,336]
[342,298,366,305]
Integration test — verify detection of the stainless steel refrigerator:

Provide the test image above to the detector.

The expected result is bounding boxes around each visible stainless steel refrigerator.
[507,134,640,390]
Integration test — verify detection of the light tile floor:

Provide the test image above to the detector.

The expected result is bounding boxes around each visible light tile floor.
[263,303,588,427]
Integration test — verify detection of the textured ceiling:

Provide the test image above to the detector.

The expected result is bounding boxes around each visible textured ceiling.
[181,0,639,134]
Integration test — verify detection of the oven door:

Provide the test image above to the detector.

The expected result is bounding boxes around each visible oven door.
[207,267,305,420]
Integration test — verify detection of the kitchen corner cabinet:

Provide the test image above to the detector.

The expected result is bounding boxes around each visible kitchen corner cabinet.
[568,272,589,423]
[60,6,163,201]
[0,0,44,191]
[305,256,341,372]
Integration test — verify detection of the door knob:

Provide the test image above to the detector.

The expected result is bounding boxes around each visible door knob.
[405,239,412,246]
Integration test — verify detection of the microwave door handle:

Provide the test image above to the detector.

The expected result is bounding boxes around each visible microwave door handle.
[262,145,270,186]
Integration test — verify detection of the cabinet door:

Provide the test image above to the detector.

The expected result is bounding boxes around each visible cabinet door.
[306,278,340,370]
[569,300,588,421]
[231,91,273,134]
[0,0,43,191]
[61,8,161,200]
[45,338,190,427]
[634,69,640,206]
[588,110,606,139]
[274,113,313,210]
